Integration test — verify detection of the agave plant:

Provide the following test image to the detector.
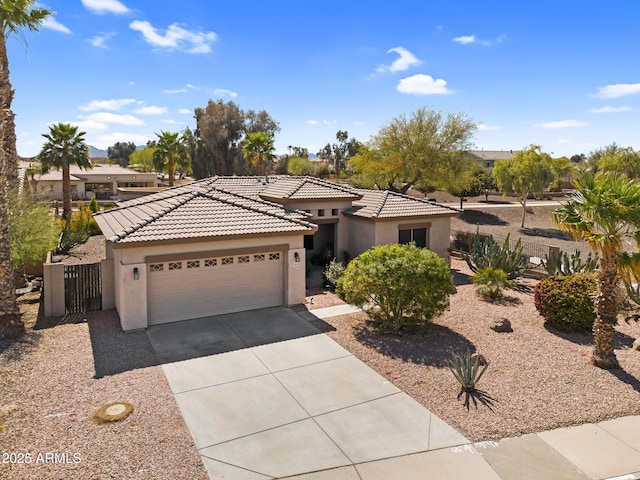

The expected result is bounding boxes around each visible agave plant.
[447,350,489,392]
[464,231,526,279]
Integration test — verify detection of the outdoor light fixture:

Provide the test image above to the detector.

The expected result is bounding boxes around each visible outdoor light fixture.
[133,267,139,280]
[294,252,300,264]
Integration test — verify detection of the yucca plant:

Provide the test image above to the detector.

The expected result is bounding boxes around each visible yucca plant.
[464,232,526,279]
[447,350,489,392]
[542,248,599,276]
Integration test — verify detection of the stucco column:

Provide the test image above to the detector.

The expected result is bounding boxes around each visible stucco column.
[116,261,148,331]
[287,247,306,306]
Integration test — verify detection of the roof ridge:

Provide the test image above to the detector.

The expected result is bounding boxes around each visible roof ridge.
[371,190,389,218]
[382,189,461,213]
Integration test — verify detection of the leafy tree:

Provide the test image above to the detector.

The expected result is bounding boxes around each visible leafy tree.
[153,131,191,187]
[492,145,554,227]
[570,153,586,163]
[552,172,640,368]
[597,147,640,179]
[107,141,136,166]
[38,123,92,220]
[128,147,156,172]
[439,154,482,208]
[0,0,51,339]
[585,142,622,173]
[242,132,275,176]
[9,190,61,268]
[288,146,309,158]
[351,108,476,193]
[287,156,314,176]
[338,243,455,331]
[318,130,361,177]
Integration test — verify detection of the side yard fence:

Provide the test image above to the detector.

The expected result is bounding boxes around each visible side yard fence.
[450,230,560,269]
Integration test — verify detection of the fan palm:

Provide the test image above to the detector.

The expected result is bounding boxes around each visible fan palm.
[38,123,92,220]
[153,131,191,187]
[242,132,274,176]
[552,172,640,368]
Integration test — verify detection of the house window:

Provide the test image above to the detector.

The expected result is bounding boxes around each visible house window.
[398,227,428,248]
[253,254,265,261]
[187,260,200,269]
[317,209,325,217]
[168,262,182,271]
[238,255,250,264]
[221,257,234,265]
[204,258,217,267]
[269,253,280,261]
[150,263,163,272]
[331,209,338,216]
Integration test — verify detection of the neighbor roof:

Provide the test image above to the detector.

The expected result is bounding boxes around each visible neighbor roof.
[344,189,460,219]
[467,150,515,161]
[94,179,316,244]
[34,163,155,181]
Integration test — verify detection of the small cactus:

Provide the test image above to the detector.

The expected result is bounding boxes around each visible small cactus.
[542,248,598,276]
[447,350,489,392]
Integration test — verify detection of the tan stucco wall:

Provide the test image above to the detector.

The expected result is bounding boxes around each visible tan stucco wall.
[285,199,352,254]
[345,217,376,257]
[374,216,453,263]
[43,258,65,317]
[112,234,307,331]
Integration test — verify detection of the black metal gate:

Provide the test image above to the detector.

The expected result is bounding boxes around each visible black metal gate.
[64,263,102,313]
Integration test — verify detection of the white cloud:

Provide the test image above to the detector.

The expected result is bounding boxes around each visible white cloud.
[323,120,337,125]
[307,119,319,125]
[376,46,421,73]
[594,83,640,98]
[477,124,502,131]
[164,88,187,94]
[178,108,192,114]
[453,35,476,45]
[535,120,587,129]
[41,17,71,34]
[74,119,109,132]
[90,32,116,49]
[79,98,136,112]
[354,121,363,126]
[589,105,631,113]
[213,88,238,98]
[95,132,151,149]
[134,105,167,115]
[397,74,452,95]
[81,0,129,14]
[129,20,217,54]
[80,112,145,126]
[160,119,182,125]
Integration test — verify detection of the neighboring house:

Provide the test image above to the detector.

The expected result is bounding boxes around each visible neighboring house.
[92,176,460,331]
[31,164,158,201]
[466,150,515,169]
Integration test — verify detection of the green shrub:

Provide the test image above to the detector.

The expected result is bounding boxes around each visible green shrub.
[88,195,99,213]
[533,273,598,332]
[323,259,345,291]
[542,248,598,276]
[470,267,515,301]
[337,243,455,331]
[464,232,526,279]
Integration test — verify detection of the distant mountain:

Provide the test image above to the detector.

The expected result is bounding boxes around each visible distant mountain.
[88,146,108,158]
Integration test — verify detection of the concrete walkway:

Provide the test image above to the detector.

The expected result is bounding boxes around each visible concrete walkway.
[148,306,640,480]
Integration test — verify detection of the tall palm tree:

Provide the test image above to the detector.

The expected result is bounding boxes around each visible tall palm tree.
[552,172,640,369]
[0,2,51,339]
[242,132,274,176]
[153,131,191,187]
[0,1,51,182]
[38,123,92,220]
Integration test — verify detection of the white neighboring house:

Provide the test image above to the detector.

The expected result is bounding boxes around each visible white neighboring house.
[30,164,158,201]
[91,176,461,331]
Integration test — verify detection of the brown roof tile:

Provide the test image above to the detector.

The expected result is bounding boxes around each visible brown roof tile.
[344,189,460,219]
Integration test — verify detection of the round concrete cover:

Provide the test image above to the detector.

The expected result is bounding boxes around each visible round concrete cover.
[104,404,127,416]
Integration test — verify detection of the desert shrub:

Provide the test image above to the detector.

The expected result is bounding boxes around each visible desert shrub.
[464,232,526,279]
[56,206,101,254]
[88,195,99,213]
[323,259,345,291]
[542,248,598,276]
[337,243,455,331]
[533,273,598,332]
[470,267,515,301]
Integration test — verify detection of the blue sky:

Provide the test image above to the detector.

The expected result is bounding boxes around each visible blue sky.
[10,0,640,158]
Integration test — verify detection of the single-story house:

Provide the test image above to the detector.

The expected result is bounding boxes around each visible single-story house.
[31,164,158,201]
[92,176,460,331]
[465,150,515,169]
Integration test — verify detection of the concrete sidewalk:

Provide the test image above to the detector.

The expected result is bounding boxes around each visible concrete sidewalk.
[150,306,640,480]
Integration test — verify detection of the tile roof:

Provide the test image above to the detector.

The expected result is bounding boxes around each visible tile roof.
[258,176,361,201]
[34,163,156,181]
[344,189,460,219]
[467,150,515,161]
[94,179,316,244]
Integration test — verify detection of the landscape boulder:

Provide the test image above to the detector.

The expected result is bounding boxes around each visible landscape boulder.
[633,338,640,351]
[491,317,512,333]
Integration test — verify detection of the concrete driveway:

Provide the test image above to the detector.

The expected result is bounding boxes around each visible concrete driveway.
[147,307,480,479]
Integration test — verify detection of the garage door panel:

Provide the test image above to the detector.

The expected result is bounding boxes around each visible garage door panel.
[147,252,284,325]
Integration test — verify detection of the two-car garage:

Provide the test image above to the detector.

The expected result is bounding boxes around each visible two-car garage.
[146,249,285,325]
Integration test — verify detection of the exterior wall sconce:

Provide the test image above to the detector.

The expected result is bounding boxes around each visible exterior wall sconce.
[133,267,139,280]
[294,252,300,264]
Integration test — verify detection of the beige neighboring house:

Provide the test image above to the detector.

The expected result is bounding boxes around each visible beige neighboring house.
[31,163,158,201]
[92,176,460,331]
[466,150,515,169]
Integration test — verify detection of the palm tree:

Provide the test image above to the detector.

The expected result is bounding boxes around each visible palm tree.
[38,123,92,220]
[153,131,191,187]
[0,1,51,340]
[242,132,274,176]
[0,1,51,182]
[552,172,640,369]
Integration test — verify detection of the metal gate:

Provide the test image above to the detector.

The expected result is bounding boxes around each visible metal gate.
[64,263,102,313]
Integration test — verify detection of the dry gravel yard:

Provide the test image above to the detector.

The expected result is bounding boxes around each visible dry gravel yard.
[0,295,208,480]
[321,258,640,442]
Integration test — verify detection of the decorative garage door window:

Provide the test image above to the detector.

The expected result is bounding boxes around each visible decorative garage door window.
[149,252,282,272]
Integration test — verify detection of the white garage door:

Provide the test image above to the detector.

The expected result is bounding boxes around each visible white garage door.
[147,250,284,325]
